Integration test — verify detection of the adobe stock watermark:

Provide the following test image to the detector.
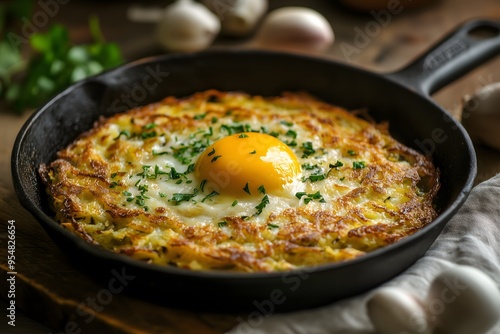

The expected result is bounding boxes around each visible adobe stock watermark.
[108,64,170,113]
[7,0,70,51]
[405,275,469,334]
[340,0,406,63]
[49,267,135,334]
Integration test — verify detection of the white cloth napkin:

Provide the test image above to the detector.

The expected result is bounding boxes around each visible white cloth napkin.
[229,173,500,334]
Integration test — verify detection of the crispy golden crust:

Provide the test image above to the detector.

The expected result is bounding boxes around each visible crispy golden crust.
[40,90,440,272]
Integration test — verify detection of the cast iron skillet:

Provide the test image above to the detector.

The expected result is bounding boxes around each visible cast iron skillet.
[12,19,500,312]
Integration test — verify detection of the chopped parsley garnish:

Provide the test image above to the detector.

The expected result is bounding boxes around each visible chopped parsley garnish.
[159,192,167,198]
[330,161,344,169]
[295,192,307,199]
[113,130,131,140]
[211,117,218,124]
[285,129,297,139]
[302,172,326,183]
[302,163,318,170]
[267,223,279,229]
[243,182,251,195]
[231,200,238,207]
[200,180,207,192]
[239,133,249,138]
[185,164,195,174]
[353,161,366,169]
[169,167,181,180]
[295,191,326,204]
[211,155,222,163]
[207,148,216,156]
[339,176,346,181]
[281,120,293,127]
[109,181,119,188]
[326,161,344,177]
[123,191,132,196]
[111,173,117,178]
[285,140,297,147]
[221,124,247,135]
[269,131,280,137]
[169,189,198,204]
[347,149,356,156]
[141,131,157,139]
[258,185,266,194]
[384,196,392,203]
[201,191,219,203]
[301,141,316,158]
[194,113,207,120]
[143,123,156,129]
[218,221,227,227]
[255,195,270,216]
[152,150,169,156]
[172,140,208,165]
[249,150,256,154]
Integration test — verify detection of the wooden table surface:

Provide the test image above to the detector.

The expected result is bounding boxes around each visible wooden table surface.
[1,0,500,333]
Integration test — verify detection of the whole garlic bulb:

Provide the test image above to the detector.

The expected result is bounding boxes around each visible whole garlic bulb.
[253,7,334,54]
[366,287,431,334]
[461,82,500,150]
[202,0,268,37]
[426,265,500,334]
[156,0,221,52]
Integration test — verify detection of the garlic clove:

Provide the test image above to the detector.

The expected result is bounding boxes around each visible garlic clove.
[253,7,334,54]
[202,0,268,37]
[366,287,431,334]
[156,0,221,53]
[461,82,500,150]
[426,265,500,334]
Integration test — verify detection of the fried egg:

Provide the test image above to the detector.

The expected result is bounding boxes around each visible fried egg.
[40,90,440,272]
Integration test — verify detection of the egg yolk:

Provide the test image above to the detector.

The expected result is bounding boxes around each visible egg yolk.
[195,132,301,196]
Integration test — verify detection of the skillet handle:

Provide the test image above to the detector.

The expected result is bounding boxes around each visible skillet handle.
[386,19,500,96]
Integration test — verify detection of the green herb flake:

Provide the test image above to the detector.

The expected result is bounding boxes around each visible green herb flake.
[285,129,297,139]
[295,192,307,199]
[169,167,180,180]
[123,191,132,196]
[141,131,157,139]
[200,179,207,192]
[281,120,293,127]
[218,221,228,228]
[207,148,216,156]
[231,200,238,207]
[384,196,392,203]
[169,189,198,204]
[353,161,366,169]
[347,149,356,156]
[258,185,266,194]
[201,191,219,203]
[211,155,222,163]
[143,123,156,129]
[109,181,119,188]
[114,130,130,140]
[301,141,316,158]
[211,117,218,124]
[194,113,207,120]
[239,133,249,138]
[255,195,270,216]
[330,161,344,169]
[243,182,251,195]
[267,223,279,229]
[249,150,257,155]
